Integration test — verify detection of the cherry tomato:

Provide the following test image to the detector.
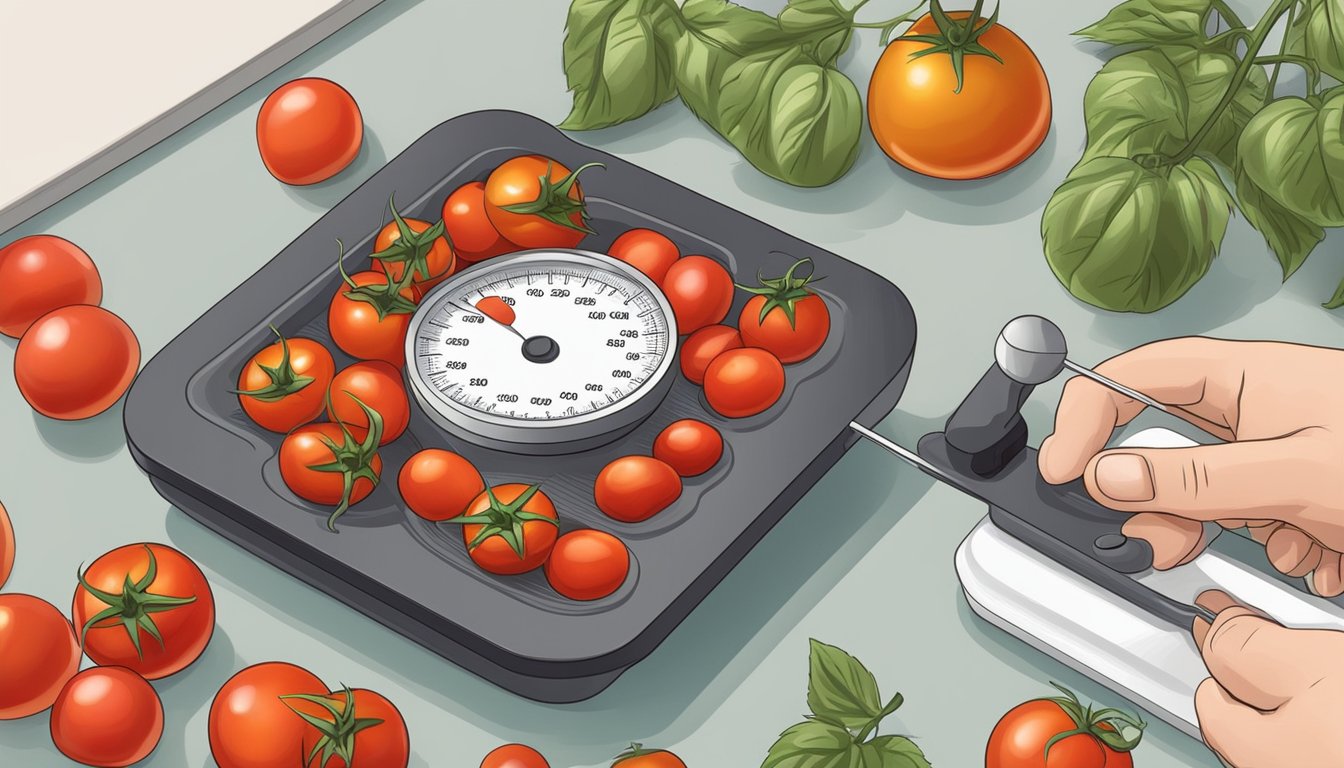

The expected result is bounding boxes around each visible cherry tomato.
[236,328,335,433]
[72,543,214,681]
[545,530,630,601]
[737,258,830,363]
[653,419,723,477]
[868,12,1050,179]
[51,666,163,767]
[209,662,328,768]
[280,420,383,531]
[293,688,410,768]
[372,207,456,291]
[398,449,485,522]
[257,78,363,185]
[679,325,742,385]
[327,361,410,445]
[613,744,687,768]
[0,234,102,338]
[481,744,550,768]
[662,255,735,335]
[484,155,602,249]
[444,182,514,263]
[456,484,559,575]
[0,594,80,719]
[595,456,682,523]
[608,229,680,285]
[15,304,139,420]
[0,500,13,590]
[987,686,1143,768]
[328,269,418,367]
[703,348,785,418]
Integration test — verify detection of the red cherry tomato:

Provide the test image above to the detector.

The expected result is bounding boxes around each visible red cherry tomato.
[327,361,410,445]
[294,688,410,768]
[0,234,102,338]
[15,305,139,420]
[458,484,559,575]
[736,259,831,364]
[481,743,550,768]
[280,423,383,531]
[444,182,514,263]
[595,456,682,523]
[484,155,601,249]
[678,324,742,385]
[703,347,785,418]
[398,449,485,521]
[653,419,723,476]
[373,213,456,291]
[608,228,680,285]
[328,270,418,367]
[50,667,163,767]
[662,255,734,335]
[0,500,13,591]
[209,662,327,768]
[987,687,1143,768]
[545,529,631,601]
[613,745,688,768]
[0,594,81,719]
[236,329,335,433]
[256,78,363,185]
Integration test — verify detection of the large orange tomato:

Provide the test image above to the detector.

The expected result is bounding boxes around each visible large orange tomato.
[867,8,1050,179]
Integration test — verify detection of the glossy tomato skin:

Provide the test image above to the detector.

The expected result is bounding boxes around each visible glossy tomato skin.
[237,335,335,433]
[986,699,1128,768]
[739,293,830,364]
[280,424,383,506]
[0,594,80,719]
[398,449,485,521]
[444,182,514,262]
[0,500,12,590]
[374,216,456,290]
[481,743,550,768]
[484,155,587,249]
[703,347,785,418]
[868,13,1050,179]
[327,361,410,444]
[614,749,687,768]
[595,456,682,523]
[0,235,102,338]
[72,543,215,680]
[608,229,680,285]
[209,662,328,768]
[461,484,559,575]
[653,419,723,477]
[15,305,139,420]
[328,271,417,367]
[679,324,742,385]
[51,666,164,767]
[662,255,735,335]
[545,530,630,601]
[298,689,409,768]
[257,78,363,185]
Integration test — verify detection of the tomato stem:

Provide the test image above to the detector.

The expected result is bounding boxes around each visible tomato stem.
[901,0,1002,93]
[307,394,384,531]
[437,484,555,558]
[77,544,197,659]
[335,240,419,320]
[499,161,603,235]
[369,194,453,284]
[735,257,823,330]
[1038,682,1147,761]
[231,325,316,402]
[281,686,384,767]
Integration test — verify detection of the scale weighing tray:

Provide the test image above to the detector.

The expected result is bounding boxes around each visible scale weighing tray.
[124,110,916,703]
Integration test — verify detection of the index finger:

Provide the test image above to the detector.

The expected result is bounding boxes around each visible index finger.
[1038,337,1242,484]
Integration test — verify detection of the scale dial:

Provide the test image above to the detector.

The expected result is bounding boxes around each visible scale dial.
[405,250,678,454]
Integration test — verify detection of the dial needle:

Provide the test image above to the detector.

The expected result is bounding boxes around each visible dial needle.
[453,300,524,340]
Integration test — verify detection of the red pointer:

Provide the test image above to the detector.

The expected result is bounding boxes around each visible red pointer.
[475,296,515,327]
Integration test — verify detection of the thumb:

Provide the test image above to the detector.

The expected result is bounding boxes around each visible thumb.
[1082,435,1316,520]
[1197,606,1329,711]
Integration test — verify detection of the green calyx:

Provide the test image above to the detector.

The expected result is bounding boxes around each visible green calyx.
[438,484,555,558]
[1041,682,1147,760]
[231,325,315,403]
[613,743,659,765]
[904,0,1003,94]
[280,686,384,768]
[369,195,452,284]
[735,257,823,330]
[77,544,197,659]
[337,239,419,321]
[309,393,384,532]
[499,161,604,235]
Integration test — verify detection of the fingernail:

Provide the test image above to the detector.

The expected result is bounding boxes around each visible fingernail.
[1095,453,1155,502]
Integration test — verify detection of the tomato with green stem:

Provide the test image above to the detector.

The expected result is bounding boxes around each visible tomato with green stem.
[484,155,603,249]
[0,594,80,720]
[371,197,456,290]
[612,744,686,768]
[50,666,164,767]
[443,182,514,262]
[209,662,328,768]
[444,484,559,575]
[282,686,409,768]
[398,449,485,522]
[327,361,410,445]
[595,456,682,523]
[72,543,214,680]
[986,683,1144,768]
[234,326,335,433]
[737,258,831,364]
[328,243,420,367]
[279,395,385,531]
[545,530,630,601]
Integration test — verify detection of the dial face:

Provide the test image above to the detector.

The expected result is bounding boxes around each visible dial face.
[409,252,674,430]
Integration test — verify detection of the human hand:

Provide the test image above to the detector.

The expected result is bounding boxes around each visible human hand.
[1192,591,1344,767]
[1036,337,1344,595]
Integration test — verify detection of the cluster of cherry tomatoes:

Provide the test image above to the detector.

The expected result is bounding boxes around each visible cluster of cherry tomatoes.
[481,741,685,768]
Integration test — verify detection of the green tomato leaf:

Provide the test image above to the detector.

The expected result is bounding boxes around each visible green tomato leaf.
[1239,90,1344,229]
[559,0,682,130]
[857,736,933,768]
[1324,275,1344,310]
[1075,0,1214,46]
[1233,162,1324,280]
[1042,156,1232,313]
[806,639,883,729]
[1285,0,1344,82]
[761,720,855,768]
[779,0,854,66]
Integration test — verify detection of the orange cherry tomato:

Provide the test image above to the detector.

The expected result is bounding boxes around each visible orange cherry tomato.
[373,214,456,291]
[0,594,80,720]
[595,456,682,523]
[653,419,723,477]
[328,270,418,367]
[0,234,102,338]
[236,329,335,433]
[678,324,742,385]
[15,305,139,420]
[458,484,559,575]
[327,361,410,445]
[484,155,601,249]
[443,182,515,263]
[662,255,735,335]
[481,744,550,768]
[397,449,485,522]
[703,348,785,418]
[256,78,363,185]
[608,228,680,285]
[50,667,163,767]
[545,529,630,601]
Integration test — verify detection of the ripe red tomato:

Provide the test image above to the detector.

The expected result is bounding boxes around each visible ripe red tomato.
[209,662,327,768]
[398,449,485,522]
[327,361,410,445]
[50,666,163,767]
[372,211,456,291]
[257,78,363,185]
[679,325,742,385]
[868,12,1050,179]
[444,182,515,263]
[662,255,735,335]
[608,228,680,284]
[72,543,214,681]
[987,686,1143,768]
[328,268,419,367]
[613,744,687,768]
[545,529,630,601]
[15,304,139,420]
[481,743,550,768]
[0,594,80,719]
[737,258,831,364]
[293,688,410,768]
[484,155,602,249]
[0,500,13,590]
[455,484,559,575]
[0,234,102,338]
[236,328,335,433]
[595,456,682,523]
[703,347,785,418]
[280,421,383,531]
[653,419,723,476]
